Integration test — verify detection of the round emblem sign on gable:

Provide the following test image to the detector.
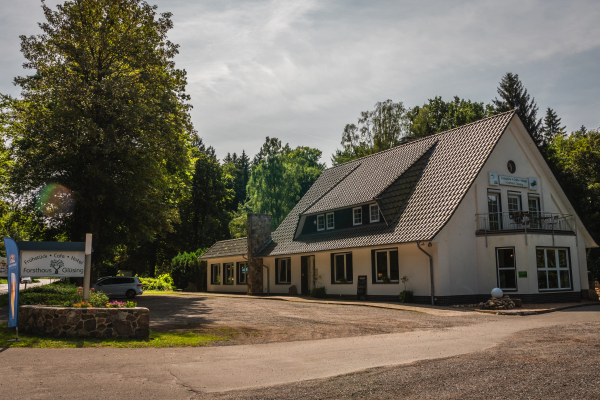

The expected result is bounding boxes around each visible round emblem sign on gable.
[507,160,516,174]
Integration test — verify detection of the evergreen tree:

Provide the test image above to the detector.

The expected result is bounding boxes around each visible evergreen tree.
[492,73,542,143]
[541,108,566,145]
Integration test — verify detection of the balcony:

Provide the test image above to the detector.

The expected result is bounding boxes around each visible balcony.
[476,212,576,244]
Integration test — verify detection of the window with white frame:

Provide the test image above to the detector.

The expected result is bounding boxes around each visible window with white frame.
[211,264,220,284]
[507,192,522,213]
[496,247,516,290]
[317,214,325,231]
[370,204,380,223]
[276,258,291,284]
[373,249,399,283]
[353,207,362,226]
[237,262,248,284]
[223,263,234,285]
[326,212,335,229]
[537,248,571,290]
[332,252,353,283]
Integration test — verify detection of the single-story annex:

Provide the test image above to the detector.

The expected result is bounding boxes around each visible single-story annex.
[201,110,597,304]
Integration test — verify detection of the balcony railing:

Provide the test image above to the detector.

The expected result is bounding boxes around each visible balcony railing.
[476,212,575,234]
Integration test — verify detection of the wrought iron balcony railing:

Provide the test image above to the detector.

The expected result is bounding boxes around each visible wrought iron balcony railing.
[476,212,575,234]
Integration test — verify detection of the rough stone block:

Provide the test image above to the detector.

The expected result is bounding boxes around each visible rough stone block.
[113,320,133,336]
[134,328,149,339]
[137,314,150,329]
[83,319,96,331]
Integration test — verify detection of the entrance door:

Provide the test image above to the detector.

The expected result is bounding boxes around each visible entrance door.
[300,256,313,295]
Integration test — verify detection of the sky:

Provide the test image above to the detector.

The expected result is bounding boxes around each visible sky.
[1,0,600,166]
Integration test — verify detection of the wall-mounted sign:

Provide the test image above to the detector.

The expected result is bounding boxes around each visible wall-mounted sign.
[528,177,538,190]
[20,251,85,277]
[489,171,499,186]
[357,275,367,300]
[518,271,528,278]
[499,175,529,188]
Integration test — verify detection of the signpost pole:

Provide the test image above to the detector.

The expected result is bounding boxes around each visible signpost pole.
[83,234,92,302]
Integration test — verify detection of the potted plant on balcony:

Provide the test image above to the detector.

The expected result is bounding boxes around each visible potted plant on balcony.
[338,277,347,284]
[399,275,413,303]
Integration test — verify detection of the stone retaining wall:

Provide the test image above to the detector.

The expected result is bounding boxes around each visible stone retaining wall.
[18,306,149,339]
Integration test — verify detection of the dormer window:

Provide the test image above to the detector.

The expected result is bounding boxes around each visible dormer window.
[353,207,362,226]
[370,204,380,223]
[317,214,325,231]
[326,212,335,229]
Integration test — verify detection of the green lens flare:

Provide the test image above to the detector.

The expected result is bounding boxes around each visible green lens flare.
[36,183,74,218]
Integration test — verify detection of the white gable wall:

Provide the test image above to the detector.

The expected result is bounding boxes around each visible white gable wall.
[436,116,591,297]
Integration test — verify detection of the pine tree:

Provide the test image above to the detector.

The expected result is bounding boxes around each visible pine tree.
[492,73,542,144]
[541,108,566,145]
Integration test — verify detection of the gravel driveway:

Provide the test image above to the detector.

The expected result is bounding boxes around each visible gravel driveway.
[136,294,490,345]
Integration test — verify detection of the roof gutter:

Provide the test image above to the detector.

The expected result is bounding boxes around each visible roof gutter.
[416,241,435,305]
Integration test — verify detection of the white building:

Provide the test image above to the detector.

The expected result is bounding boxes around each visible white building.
[201,111,597,304]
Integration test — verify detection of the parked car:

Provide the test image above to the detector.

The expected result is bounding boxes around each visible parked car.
[93,276,143,299]
[21,277,32,284]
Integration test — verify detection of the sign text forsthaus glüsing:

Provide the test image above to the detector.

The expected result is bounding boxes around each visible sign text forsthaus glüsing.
[20,251,85,277]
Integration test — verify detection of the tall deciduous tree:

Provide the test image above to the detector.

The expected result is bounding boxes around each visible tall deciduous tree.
[0,0,194,271]
[492,72,542,143]
[333,100,408,165]
[246,137,325,230]
[407,96,492,138]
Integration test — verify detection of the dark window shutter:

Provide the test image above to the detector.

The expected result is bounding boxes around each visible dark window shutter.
[287,261,291,283]
[346,253,353,282]
[390,250,399,281]
[275,258,280,284]
[211,264,214,284]
[236,263,240,284]
[331,253,335,284]
[371,250,376,283]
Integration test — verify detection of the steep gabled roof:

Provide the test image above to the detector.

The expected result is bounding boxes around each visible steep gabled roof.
[201,237,247,259]
[257,110,516,256]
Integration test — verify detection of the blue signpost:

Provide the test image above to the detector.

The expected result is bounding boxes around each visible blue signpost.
[4,238,21,340]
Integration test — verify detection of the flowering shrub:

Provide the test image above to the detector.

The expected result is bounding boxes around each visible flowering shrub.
[106,300,126,308]
[73,302,92,308]
[125,301,137,308]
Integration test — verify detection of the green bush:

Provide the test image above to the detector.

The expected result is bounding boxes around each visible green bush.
[138,274,174,291]
[170,249,207,290]
[399,290,414,303]
[310,287,327,298]
[89,291,109,307]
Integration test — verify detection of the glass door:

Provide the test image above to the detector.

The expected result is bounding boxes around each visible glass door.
[488,191,502,230]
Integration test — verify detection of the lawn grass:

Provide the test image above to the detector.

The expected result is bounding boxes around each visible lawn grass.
[0,322,229,348]
[0,278,7,284]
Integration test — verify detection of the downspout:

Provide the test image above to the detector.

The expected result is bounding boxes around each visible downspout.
[417,241,435,305]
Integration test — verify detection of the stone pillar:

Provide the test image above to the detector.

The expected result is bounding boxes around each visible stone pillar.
[247,214,271,295]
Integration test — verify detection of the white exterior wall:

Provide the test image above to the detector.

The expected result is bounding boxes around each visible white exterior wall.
[435,118,591,296]
[207,243,436,297]
[206,256,248,293]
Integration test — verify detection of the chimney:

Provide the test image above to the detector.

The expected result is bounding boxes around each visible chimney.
[247,214,271,295]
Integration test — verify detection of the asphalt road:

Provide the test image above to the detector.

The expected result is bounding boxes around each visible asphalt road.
[0,278,54,295]
[0,303,598,399]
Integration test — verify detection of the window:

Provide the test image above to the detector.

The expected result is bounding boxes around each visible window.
[487,190,502,230]
[331,252,353,283]
[507,192,521,213]
[370,204,380,223]
[211,264,220,284]
[372,249,399,283]
[537,248,571,290]
[326,212,335,230]
[276,258,291,284]
[353,207,362,226]
[237,262,248,284]
[496,248,516,290]
[224,263,234,285]
[317,214,325,231]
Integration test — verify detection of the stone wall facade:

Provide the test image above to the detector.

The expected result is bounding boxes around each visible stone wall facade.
[247,213,271,295]
[18,306,150,339]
